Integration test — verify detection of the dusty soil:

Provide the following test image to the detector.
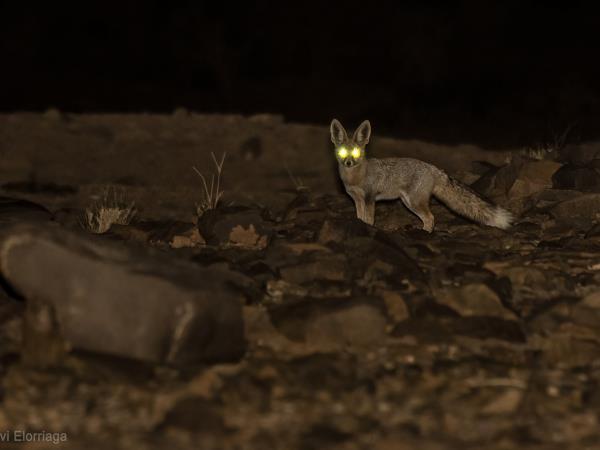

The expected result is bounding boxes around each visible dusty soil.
[1,112,600,449]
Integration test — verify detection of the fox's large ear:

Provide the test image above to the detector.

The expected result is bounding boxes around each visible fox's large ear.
[353,120,371,146]
[330,119,348,146]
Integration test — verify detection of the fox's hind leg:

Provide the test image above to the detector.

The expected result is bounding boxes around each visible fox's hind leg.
[399,192,435,232]
[412,203,434,232]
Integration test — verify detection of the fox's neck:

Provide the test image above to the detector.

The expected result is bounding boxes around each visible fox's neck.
[339,160,368,187]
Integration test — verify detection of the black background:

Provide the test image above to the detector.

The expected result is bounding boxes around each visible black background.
[2,1,599,146]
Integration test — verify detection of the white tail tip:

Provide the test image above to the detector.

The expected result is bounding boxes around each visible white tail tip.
[489,207,513,230]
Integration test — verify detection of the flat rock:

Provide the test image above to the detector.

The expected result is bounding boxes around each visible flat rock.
[317,218,374,244]
[550,193,600,222]
[279,254,348,285]
[535,188,583,208]
[433,283,518,321]
[269,297,388,350]
[0,222,246,365]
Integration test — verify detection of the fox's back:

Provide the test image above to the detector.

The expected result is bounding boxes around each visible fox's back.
[364,157,440,199]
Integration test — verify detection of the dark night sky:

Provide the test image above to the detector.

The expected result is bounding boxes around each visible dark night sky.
[1,1,599,145]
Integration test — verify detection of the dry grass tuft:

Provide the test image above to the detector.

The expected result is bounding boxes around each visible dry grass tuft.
[193,152,226,216]
[82,187,137,234]
[522,123,575,160]
[285,164,309,192]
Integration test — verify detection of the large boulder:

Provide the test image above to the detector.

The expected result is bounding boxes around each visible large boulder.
[508,160,562,198]
[471,158,562,203]
[550,193,600,223]
[552,163,600,192]
[0,223,246,365]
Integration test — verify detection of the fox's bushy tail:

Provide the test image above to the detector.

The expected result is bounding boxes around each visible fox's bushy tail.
[432,173,513,229]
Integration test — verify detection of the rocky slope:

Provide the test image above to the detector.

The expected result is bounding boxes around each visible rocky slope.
[1,113,600,449]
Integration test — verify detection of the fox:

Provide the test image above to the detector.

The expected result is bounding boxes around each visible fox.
[330,119,513,232]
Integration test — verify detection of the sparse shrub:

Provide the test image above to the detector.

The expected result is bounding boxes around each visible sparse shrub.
[82,187,136,234]
[521,123,575,160]
[285,164,309,192]
[193,152,226,217]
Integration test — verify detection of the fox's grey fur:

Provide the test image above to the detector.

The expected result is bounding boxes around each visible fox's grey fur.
[330,119,513,232]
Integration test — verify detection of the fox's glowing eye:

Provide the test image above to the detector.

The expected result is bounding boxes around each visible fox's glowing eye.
[351,147,361,158]
[337,147,348,158]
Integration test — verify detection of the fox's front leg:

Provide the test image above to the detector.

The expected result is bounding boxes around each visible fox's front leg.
[347,189,367,222]
[364,197,375,225]
[354,197,367,222]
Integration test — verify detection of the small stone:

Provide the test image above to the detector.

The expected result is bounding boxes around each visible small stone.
[318,220,345,244]
[170,227,205,248]
[361,259,395,288]
[198,206,272,248]
[279,255,347,285]
[481,389,523,415]
[547,385,560,397]
[380,290,409,323]
[170,234,197,249]
[229,224,268,249]
[243,305,298,353]
[317,218,373,244]
[172,107,189,118]
[247,113,284,125]
[43,108,63,122]
[281,242,332,255]
[239,136,262,161]
[160,396,227,433]
[582,291,600,309]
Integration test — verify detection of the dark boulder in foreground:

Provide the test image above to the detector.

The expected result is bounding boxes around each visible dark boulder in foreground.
[0,223,246,365]
[0,196,53,226]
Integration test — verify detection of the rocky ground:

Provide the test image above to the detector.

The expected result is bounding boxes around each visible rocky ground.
[1,113,600,449]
